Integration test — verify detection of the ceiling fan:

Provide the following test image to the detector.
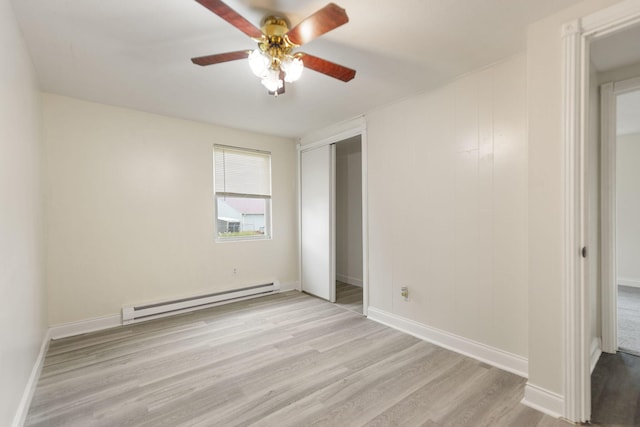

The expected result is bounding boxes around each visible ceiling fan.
[191,0,356,95]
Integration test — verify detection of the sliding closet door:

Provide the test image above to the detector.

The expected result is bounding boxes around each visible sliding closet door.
[300,144,335,302]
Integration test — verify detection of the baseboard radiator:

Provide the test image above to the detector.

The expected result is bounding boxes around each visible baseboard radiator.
[122,281,280,325]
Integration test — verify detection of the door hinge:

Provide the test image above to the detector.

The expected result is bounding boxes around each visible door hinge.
[581,246,587,258]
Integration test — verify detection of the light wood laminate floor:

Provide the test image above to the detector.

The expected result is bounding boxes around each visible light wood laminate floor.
[26,291,569,426]
[335,281,363,314]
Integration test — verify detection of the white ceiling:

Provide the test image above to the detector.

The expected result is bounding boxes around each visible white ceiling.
[12,0,585,138]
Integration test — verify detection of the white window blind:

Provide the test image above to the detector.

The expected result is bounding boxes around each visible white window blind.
[214,145,271,197]
[213,145,272,241]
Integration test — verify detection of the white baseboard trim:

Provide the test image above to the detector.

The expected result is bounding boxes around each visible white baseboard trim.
[49,314,121,340]
[366,307,528,378]
[280,281,301,292]
[618,278,640,288]
[591,337,602,373]
[521,383,564,419]
[336,274,363,287]
[11,328,51,427]
[51,283,297,340]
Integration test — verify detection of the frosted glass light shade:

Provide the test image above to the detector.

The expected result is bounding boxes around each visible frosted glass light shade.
[261,69,283,92]
[248,49,269,77]
[282,57,303,83]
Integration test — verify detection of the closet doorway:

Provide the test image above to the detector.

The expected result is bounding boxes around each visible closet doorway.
[299,122,367,315]
[334,136,363,314]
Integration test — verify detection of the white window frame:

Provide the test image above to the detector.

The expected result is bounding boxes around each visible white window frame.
[214,145,272,242]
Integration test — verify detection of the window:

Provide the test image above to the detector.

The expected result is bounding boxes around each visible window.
[214,145,272,240]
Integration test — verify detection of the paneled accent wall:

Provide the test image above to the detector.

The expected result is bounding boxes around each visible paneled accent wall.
[366,54,528,358]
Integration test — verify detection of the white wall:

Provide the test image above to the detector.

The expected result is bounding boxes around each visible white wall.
[42,94,298,325]
[0,0,47,425]
[366,54,528,357]
[336,136,363,287]
[616,132,640,287]
[526,0,621,396]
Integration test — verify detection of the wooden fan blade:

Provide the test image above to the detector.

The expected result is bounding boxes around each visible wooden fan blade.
[195,0,263,39]
[191,50,250,66]
[286,3,348,46]
[300,54,356,82]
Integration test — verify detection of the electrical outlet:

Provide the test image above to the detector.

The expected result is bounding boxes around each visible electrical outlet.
[233,268,237,275]
[401,286,409,300]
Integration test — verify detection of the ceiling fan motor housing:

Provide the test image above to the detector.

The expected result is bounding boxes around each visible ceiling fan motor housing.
[258,16,296,68]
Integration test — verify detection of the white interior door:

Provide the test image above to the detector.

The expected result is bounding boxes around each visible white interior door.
[300,144,335,302]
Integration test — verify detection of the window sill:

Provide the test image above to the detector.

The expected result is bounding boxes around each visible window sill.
[215,235,272,243]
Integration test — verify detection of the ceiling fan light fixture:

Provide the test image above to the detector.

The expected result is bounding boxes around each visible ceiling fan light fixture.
[248,49,270,78]
[192,1,355,96]
[250,48,303,93]
[282,56,303,83]
[261,68,283,92]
